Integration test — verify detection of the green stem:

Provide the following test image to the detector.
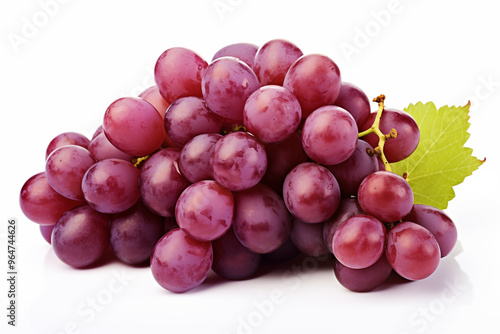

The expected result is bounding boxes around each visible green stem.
[358,95,396,172]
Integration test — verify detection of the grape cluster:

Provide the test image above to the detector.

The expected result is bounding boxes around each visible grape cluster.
[20,39,458,293]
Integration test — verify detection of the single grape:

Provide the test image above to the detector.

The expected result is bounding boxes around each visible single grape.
[243,85,302,144]
[40,224,55,244]
[233,183,291,254]
[404,204,457,257]
[253,39,303,86]
[164,96,223,146]
[139,148,191,217]
[290,218,329,257]
[212,42,259,68]
[283,162,341,224]
[323,198,365,253]
[138,85,170,119]
[103,97,165,157]
[261,131,308,195]
[45,145,96,201]
[179,133,222,183]
[326,140,379,197]
[212,227,262,280]
[45,132,90,160]
[151,228,213,293]
[175,180,234,242]
[386,221,441,280]
[210,131,267,191]
[360,108,420,163]
[332,214,386,269]
[88,132,134,162]
[334,82,371,128]
[82,159,140,214]
[51,205,110,268]
[92,125,103,139]
[358,171,414,223]
[202,56,260,123]
[154,47,208,103]
[334,255,392,292]
[302,105,358,165]
[283,54,341,118]
[20,172,84,225]
[109,202,164,265]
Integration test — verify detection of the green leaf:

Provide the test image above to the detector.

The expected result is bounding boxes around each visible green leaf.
[390,101,484,210]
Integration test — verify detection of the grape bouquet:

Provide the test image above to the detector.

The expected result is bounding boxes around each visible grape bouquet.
[20,39,468,294]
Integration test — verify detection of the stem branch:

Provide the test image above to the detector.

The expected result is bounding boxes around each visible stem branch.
[358,94,394,172]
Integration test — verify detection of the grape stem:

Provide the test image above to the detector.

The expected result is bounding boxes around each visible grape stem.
[357,95,397,172]
[132,155,149,168]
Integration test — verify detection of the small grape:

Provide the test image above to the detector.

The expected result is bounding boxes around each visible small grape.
[358,171,414,223]
[151,228,213,293]
[283,54,342,118]
[283,162,340,224]
[52,205,110,268]
[210,131,267,192]
[212,42,259,68]
[386,221,441,280]
[332,214,386,269]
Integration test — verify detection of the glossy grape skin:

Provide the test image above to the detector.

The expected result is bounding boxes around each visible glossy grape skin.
[201,57,260,123]
[138,85,170,119]
[20,172,84,225]
[45,132,90,160]
[332,214,386,269]
[164,96,223,146]
[334,255,393,292]
[210,131,267,191]
[103,97,165,157]
[179,133,222,183]
[151,228,213,293]
[109,202,165,265]
[334,82,371,128]
[283,54,341,118]
[283,162,341,224]
[290,218,329,257]
[358,171,414,223]
[212,42,259,68]
[139,148,191,217]
[40,224,55,244]
[404,204,457,257]
[88,132,134,162]
[386,221,441,280]
[233,183,291,254]
[154,47,208,104]
[323,198,365,253]
[253,39,303,86]
[326,140,379,197]
[302,105,358,165]
[82,159,140,214]
[243,85,302,144]
[51,205,110,268]
[45,145,96,201]
[175,180,234,242]
[360,108,420,163]
[261,132,308,195]
[212,227,262,280]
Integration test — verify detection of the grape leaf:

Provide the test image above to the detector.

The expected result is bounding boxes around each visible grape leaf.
[390,101,484,210]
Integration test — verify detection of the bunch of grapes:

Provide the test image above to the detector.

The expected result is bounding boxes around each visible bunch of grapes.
[20,39,458,293]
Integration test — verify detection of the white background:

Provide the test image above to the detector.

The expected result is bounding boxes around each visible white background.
[1,0,499,333]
